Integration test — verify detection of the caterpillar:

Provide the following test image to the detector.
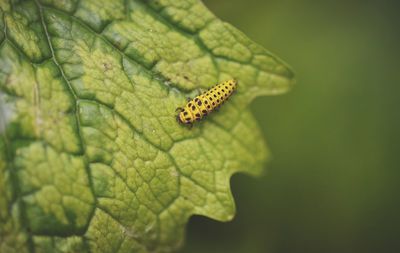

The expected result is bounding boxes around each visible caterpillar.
[176,79,238,128]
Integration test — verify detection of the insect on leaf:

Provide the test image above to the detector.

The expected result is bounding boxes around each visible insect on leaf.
[0,0,294,252]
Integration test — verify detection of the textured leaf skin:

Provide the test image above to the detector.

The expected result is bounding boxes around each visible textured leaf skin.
[0,0,294,252]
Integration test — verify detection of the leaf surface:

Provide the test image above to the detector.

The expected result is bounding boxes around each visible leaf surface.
[0,0,294,252]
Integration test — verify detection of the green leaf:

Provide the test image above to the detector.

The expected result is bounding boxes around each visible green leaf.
[0,0,294,252]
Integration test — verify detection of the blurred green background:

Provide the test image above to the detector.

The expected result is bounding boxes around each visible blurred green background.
[182,0,400,252]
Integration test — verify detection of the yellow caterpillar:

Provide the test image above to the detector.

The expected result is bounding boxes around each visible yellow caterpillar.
[176,79,238,128]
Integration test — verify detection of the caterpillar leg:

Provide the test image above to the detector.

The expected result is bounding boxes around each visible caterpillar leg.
[175,107,184,112]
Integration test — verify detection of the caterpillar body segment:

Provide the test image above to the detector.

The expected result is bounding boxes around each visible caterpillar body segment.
[176,79,238,128]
